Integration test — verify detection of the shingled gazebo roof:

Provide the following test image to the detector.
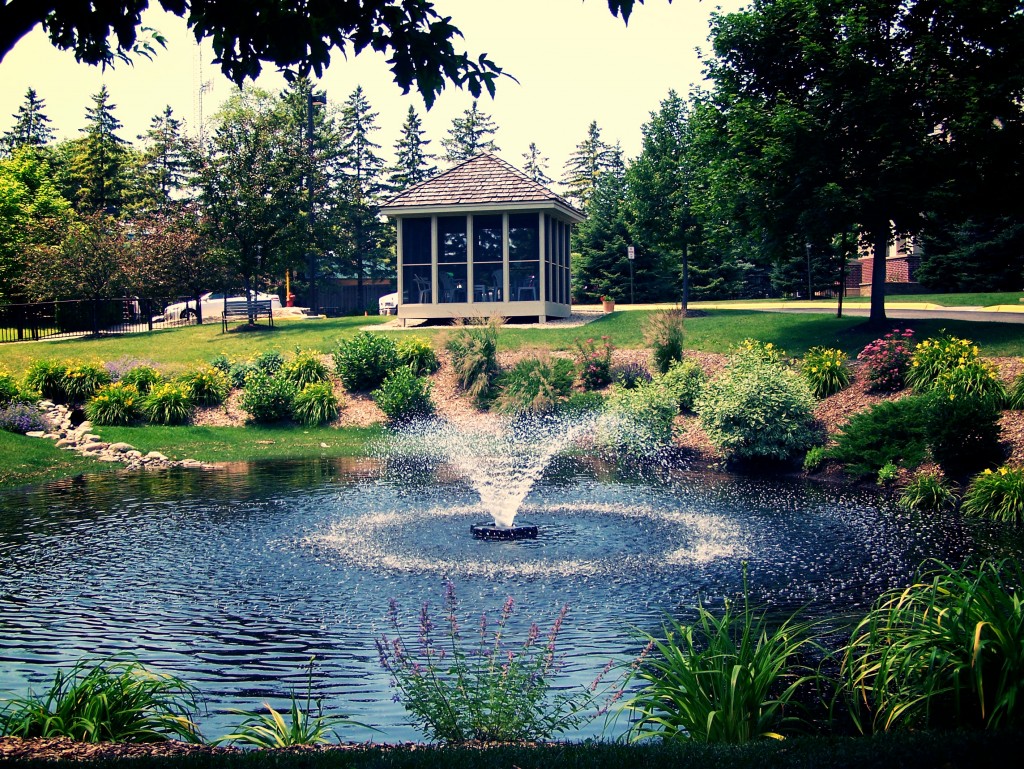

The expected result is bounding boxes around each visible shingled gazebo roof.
[381,153,583,221]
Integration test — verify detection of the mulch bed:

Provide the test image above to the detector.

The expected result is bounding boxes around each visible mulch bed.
[0,737,240,762]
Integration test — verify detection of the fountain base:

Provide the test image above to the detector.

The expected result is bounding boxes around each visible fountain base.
[470,523,538,540]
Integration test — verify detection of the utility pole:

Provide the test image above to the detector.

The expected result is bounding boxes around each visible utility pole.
[307,88,327,314]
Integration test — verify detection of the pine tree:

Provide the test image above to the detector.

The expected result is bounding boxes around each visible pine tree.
[388,106,436,191]
[441,100,499,164]
[572,162,630,302]
[71,86,130,213]
[135,106,189,211]
[2,87,55,155]
[521,142,552,184]
[562,120,616,208]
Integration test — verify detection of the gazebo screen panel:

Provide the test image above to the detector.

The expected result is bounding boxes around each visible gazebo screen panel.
[438,216,468,303]
[473,214,503,302]
[508,213,540,302]
[401,218,432,304]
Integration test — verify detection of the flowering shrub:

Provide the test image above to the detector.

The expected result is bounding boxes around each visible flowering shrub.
[961,466,1024,522]
[801,347,851,399]
[907,333,979,392]
[932,359,1006,406]
[239,372,297,423]
[574,336,613,390]
[377,585,622,743]
[86,382,141,426]
[0,402,46,433]
[658,359,705,413]
[178,366,229,406]
[396,337,440,376]
[119,366,162,395]
[280,350,331,389]
[857,329,915,392]
[732,338,785,365]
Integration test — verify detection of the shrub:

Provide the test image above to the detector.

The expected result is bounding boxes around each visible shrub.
[898,471,959,513]
[22,359,68,401]
[877,461,899,486]
[494,355,575,415]
[119,365,162,395]
[644,310,685,374]
[377,585,617,743]
[923,389,1003,476]
[801,347,851,399]
[446,319,500,402]
[658,359,705,412]
[239,372,297,423]
[0,372,19,407]
[614,362,652,389]
[857,329,916,392]
[251,349,285,376]
[178,366,229,406]
[280,350,331,389]
[143,383,193,425]
[827,398,930,478]
[561,390,606,416]
[627,575,820,743]
[292,382,339,426]
[372,367,433,423]
[732,338,785,365]
[86,382,142,426]
[961,466,1024,522]
[907,333,979,392]
[803,445,828,472]
[396,337,440,376]
[60,361,112,403]
[333,332,399,392]
[931,359,1006,406]
[209,353,232,375]
[0,402,47,433]
[603,380,678,453]
[0,657,201,743]
[574,336,614,390]
[228,361,253,390]
[1008,371,1024,410]
[842,560,1024,732]
[696,354,816,462]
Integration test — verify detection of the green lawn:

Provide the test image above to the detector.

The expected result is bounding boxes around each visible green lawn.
[0,430,116,490]
[95,424,383,463]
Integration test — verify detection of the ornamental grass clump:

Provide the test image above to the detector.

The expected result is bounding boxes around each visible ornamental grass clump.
[574,336,613,390]
[801,347,851,399]
[396,337,440,376]
[907,333,979,392]
[897,471,959,513]
[60,361,111,403]
[292,381,339,426]
[372,367,433,423]
[85,382,141,426]
[644,310,685,374]
[178,366,229,406]
[333,332,399,392]
[657,359,705,413]
[696,346,816,463]
[1008,371,1024,410]
[627,572,822,743]
[143,383,193,425]
[0,657,202,743]
[239,371,297,423]
[841,560,1024,732]
[377,585,621,744]
[494,355,575,415]
[446,319,501,403]
[961,466,1024,522]
[280,350,331,389]
[857,329,915,392]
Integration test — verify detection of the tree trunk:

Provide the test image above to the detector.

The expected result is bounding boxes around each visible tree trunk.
[194,291,204,324]
[868,222,890,327]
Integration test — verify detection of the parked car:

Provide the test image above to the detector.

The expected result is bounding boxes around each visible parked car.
[378,292,399,316]
[157,292,283,323]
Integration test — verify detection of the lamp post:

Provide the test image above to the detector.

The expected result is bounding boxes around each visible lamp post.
[307,88,327,314]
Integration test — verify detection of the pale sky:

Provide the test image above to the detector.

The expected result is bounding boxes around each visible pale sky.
[0,1,742,178]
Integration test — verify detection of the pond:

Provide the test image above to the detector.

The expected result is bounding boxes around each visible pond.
[0,454,1019,742]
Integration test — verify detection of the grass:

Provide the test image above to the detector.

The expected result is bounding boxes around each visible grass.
[6,731,1024,768]
[0,430,117,490]
[841,291,1024,307]
[93,425,383,463]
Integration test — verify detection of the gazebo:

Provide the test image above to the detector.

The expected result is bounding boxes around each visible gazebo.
[380,153,584,323]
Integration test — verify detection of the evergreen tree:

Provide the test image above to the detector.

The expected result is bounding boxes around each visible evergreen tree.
[71,86,130,213]
[562,120,616,208]
[135,106,189,211]
[521,142,552,184]
[572,161,630,302]
[388,106,436,191]
[441,100,499,164]
[2,87,55,156]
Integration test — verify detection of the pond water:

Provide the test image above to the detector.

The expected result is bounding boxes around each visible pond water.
[0,456,1019,741]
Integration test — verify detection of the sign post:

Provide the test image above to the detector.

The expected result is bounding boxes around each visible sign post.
[627,246,635,305]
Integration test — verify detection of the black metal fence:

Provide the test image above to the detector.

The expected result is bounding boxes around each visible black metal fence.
[0,297,193,344]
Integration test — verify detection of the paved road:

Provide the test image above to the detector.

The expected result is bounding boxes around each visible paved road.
[771,306,1024,324]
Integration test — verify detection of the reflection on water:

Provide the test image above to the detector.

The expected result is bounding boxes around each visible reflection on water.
[0,457,1018,741]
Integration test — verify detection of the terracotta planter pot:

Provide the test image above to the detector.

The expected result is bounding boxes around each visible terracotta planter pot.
[602,299,615,313]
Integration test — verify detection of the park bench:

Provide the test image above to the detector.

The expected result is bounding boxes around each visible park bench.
[221,298,274,332]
